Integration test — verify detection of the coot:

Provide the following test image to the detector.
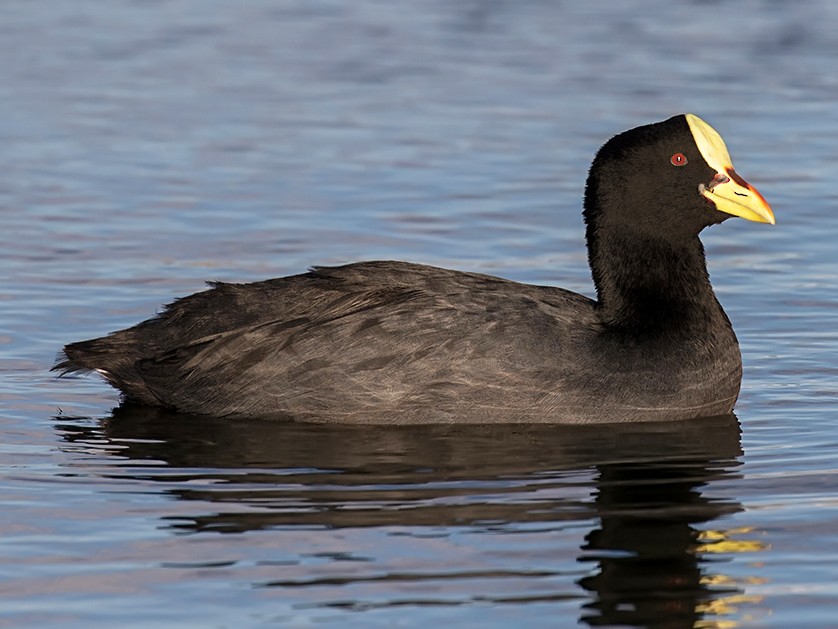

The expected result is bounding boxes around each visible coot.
[55,114,774,423]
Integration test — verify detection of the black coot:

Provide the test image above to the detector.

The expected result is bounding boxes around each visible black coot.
[55,114,774,423]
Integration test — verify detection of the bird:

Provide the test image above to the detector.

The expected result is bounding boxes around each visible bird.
[54,114,774,424]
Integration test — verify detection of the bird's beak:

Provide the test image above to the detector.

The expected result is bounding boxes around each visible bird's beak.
[686,114,775,225]
[699,167,775,225]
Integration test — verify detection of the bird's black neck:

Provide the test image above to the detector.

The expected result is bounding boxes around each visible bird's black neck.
[587,225,722,335]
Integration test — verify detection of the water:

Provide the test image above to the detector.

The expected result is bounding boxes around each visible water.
[2,0,838,626]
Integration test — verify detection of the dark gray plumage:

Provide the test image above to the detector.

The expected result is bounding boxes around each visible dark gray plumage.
[55,114,774,423]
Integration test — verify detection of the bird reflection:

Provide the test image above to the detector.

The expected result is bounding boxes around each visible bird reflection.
[579,457,743,628]
[54,408,747,627]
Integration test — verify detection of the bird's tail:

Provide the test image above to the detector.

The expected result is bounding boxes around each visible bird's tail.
[53,335,160,405]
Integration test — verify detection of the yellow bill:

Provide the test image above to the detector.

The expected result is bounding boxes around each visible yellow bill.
[686,113,775,225]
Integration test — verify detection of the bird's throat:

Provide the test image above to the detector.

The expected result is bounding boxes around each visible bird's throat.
[589,229,721,335]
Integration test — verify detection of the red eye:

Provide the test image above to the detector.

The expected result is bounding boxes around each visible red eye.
[671,153,688,166]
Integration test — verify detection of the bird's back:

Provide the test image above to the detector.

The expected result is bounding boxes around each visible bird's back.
[58,261,602,422]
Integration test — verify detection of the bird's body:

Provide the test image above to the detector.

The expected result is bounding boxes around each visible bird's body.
[56,114,774,423]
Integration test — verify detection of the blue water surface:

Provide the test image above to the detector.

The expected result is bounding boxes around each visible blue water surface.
[2,1,838,627]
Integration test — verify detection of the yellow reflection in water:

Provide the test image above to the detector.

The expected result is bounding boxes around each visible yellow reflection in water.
[697,527,770,554]
[691,526,770,628]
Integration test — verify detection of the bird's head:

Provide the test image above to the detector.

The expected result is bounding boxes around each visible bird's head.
[583,113,774,241]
